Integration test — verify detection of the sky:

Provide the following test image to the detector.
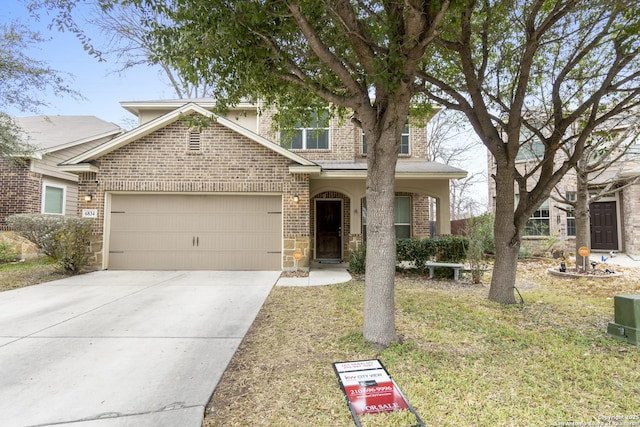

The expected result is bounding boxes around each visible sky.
[3,0,177,128]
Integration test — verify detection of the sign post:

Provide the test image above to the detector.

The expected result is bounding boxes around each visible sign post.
[578,246,590,271]
[293,250,303,269]
[333,359,424,427]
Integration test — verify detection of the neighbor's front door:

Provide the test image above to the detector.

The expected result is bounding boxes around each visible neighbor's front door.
[590,201,618,250]
[316,200,342,260]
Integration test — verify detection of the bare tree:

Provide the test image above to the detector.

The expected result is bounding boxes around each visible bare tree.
[418,0,640,303]
[426,109,486,221]
[88,3,213,99]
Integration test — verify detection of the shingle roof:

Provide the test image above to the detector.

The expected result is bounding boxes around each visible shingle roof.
[316,160,467,177]
[12,116,122,152]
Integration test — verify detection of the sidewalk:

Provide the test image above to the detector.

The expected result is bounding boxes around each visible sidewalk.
[276,264,352,287]
[587,252,640,269]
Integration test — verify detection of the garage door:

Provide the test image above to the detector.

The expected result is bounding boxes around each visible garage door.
[108,194,282,270]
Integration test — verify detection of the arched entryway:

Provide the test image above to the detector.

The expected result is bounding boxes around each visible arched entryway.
[311,191,350,262]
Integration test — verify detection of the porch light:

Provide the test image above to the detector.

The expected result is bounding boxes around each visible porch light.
[293,195,300,203]
[84,193,93,202]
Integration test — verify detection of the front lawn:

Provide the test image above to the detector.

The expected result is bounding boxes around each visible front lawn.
[0,257,71,292]
[204,259,640,426]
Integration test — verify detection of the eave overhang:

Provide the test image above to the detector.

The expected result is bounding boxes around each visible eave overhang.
[59,163,100,173]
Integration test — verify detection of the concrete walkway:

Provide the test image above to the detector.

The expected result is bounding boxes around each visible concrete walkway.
[0,270,278,427]
[276,264,352,287]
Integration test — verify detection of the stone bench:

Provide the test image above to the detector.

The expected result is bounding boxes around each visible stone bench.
[425,262,465,282]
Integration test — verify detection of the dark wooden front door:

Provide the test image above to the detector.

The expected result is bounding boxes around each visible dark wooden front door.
[590,201,618,250]
[316,200,342,260]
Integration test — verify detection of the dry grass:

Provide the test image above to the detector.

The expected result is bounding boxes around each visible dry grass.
[0,257,71,292]
[204,258,640,427]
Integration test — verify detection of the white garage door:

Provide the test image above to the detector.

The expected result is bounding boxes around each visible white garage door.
[108,194,282,270]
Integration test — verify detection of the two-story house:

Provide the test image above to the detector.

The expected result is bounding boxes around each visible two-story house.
[487,134,640,259]
[59,99,467,271]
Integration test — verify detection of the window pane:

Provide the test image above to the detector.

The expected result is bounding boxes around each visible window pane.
[361,199,367,226]
[567,218,576,236]
[362,132,367,154]
[44,186,64,214]
[308,130,329,149]
[395,196,411,223]
[291,131,303,149]
[400,125,409,154]
[396,225,411,239]
[525,219,549,236]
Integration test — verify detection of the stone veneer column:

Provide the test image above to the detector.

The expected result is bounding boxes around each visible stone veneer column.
[283,236,311,271]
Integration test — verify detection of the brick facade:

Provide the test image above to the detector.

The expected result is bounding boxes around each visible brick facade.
[78,118,310,268]
[0,157,41,230]
[622,182,640,257]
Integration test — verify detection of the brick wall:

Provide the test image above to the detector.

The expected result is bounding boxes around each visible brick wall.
[622,182,640,257]
[257,107,429,162]
[0,157,41,230]
[78,118,310,268]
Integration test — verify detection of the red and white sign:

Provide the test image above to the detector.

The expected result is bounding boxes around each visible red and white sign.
[334,359,421,424]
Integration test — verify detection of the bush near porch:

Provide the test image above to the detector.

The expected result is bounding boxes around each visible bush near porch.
[349,236,469,277]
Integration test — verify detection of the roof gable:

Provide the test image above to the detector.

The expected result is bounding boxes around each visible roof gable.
[62,102,315,167]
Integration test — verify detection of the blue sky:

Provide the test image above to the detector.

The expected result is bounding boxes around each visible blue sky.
[3,0,177,128]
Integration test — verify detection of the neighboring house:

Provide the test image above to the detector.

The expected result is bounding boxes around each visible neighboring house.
[487,138,640,259]
[59,99,467,271]
[1,116,123,229]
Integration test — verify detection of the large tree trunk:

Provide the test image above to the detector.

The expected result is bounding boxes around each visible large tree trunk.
[574,170,591,270]
[363,127,401,347]
[488,163,518,304]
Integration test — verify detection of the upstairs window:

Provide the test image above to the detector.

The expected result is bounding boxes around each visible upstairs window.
[286,111,330,150]
[362,124,410,155]
[42,184,65,215]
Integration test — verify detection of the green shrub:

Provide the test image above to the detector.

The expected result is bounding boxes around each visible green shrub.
[6,214,93,274]
[433,235,468,263]
[396,236,469,277]
[397,238,436,273]
[349,243,366,275]
[0,242,17,264]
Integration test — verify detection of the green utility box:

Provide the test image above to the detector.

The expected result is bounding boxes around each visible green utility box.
[607,295,640,345]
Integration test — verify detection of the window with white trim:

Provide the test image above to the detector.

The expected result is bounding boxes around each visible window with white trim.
[566,191,576,236]
[524,199,550,236]
[42,184,65,215]
[362,124,410,155]
[285,111,330,150]
[362,196,411,240]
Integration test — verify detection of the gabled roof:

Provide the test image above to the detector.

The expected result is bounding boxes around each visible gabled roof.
[61,103,316,170]
[12,116,122,156]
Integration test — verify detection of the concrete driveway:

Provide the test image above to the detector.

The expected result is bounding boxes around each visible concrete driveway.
[0,270,278,427]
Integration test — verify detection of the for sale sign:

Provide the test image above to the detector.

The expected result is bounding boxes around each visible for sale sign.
[333,359,424,426]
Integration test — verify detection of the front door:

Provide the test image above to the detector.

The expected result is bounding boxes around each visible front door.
[316,200,342,260]
[590,201,618,250]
